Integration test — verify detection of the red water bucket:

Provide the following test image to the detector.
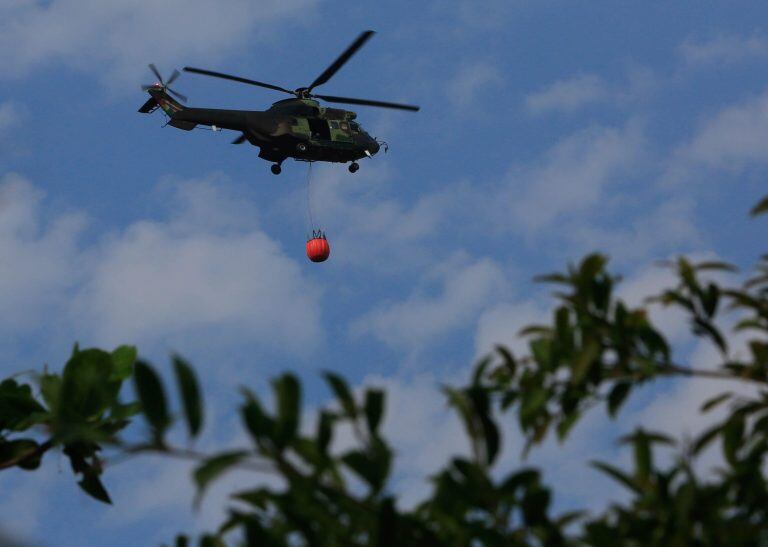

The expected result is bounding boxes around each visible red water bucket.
[306,232,330,263]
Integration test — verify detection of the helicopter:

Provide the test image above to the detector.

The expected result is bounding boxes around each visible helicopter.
[138,30,419,175]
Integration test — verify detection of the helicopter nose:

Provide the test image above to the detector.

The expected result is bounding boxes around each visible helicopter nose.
[368,138,380,155]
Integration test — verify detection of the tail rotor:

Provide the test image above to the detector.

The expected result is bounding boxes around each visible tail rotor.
[142,64,188,103]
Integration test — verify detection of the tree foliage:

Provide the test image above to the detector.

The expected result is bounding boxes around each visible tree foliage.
[1,197,767,545]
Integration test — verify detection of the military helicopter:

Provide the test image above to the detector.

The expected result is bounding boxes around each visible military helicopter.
[138,31,419,175]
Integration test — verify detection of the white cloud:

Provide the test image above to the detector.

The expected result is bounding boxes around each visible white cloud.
[474,300,548,358]
[352,255,508,350]
[525,67,658,116]
[674,89,768,171]
[679,33,768,66]
[566,197,700,264]
[661,88,768,188]
[0,0,316,84]
[526,74,609,115]
[502,121,646,234]
[0,463,59,545]
[0,174,87,332]
[446,62,503,107]
[0,174,322,356]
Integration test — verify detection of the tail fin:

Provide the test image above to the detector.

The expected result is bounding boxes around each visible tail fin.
[138,87,196,130]
[138,87,185,115]
[138,97,158,113]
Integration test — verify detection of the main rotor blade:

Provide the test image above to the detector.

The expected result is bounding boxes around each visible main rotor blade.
[166,69,180,86]
[149,63,163,83]
[307,30,375,92]
[168,87,188,103]
[183,67,294,95]
[315,94,420,112]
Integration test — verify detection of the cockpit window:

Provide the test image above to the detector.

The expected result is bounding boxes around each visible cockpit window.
[340,122,350,131]
[350,122,360,133]
[330,121,339,129]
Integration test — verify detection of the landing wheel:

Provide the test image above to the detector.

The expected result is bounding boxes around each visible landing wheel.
[348,162,359,173]
[296,142,307,152]
[271,164,282,175]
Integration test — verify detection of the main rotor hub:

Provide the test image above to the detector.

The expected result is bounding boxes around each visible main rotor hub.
[294,87,312,99]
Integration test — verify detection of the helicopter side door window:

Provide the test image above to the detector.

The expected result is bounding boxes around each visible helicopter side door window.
[308,118,331,140]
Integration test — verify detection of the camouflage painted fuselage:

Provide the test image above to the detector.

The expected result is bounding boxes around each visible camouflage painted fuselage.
[141,87,380,164]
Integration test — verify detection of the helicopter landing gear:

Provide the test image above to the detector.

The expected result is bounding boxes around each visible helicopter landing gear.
[296,142,307,153]
[271,163,282,175]
[348,162,359,173]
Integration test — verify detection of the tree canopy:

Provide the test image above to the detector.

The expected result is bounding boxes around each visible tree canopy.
[1,196,767,546]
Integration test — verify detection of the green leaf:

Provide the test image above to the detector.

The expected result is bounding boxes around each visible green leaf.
[472,355,493,385]
[750,195,768,217]
[0,379,47,431]
[571,339,601,385]
[0,439,40,469]
[39,373,61,412]
[529,338,552,368]
[241,391,274,448]
[678,257,699,292]
[693,424,723,455]
[700,283,720,318]
[722,417,744,465]
[607,382,631,417]
[444,387,476,440]
[200,534,227,547]
[133,360,170,439]
[692,317,728,354]
[734,318,764,332]
[109,401,142,421]
[580,254,608,280]
[632,432,651,481]
[467,387,500,466]
[78,470,112,504]
[695,261,738,273]
[59,349,121,422]
[317,410,334,455]
[556,411,580,441]
[520,387,548,426]
[496,345,517,377]
[194,450,249,507]
[342,439,391,493]
[591,461,640,493]
[110,345,137,381]
[323,372,357,418]
[364,389,385,435]
[700,392,732,413]
[533,272,570,285]
[500,468,540,494]
[555,306,571,348]
[519,325,552,337]
[173,356,203,438]
[272,373,300,447]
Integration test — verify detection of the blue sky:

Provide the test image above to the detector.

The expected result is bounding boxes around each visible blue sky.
[1,1,767,545]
